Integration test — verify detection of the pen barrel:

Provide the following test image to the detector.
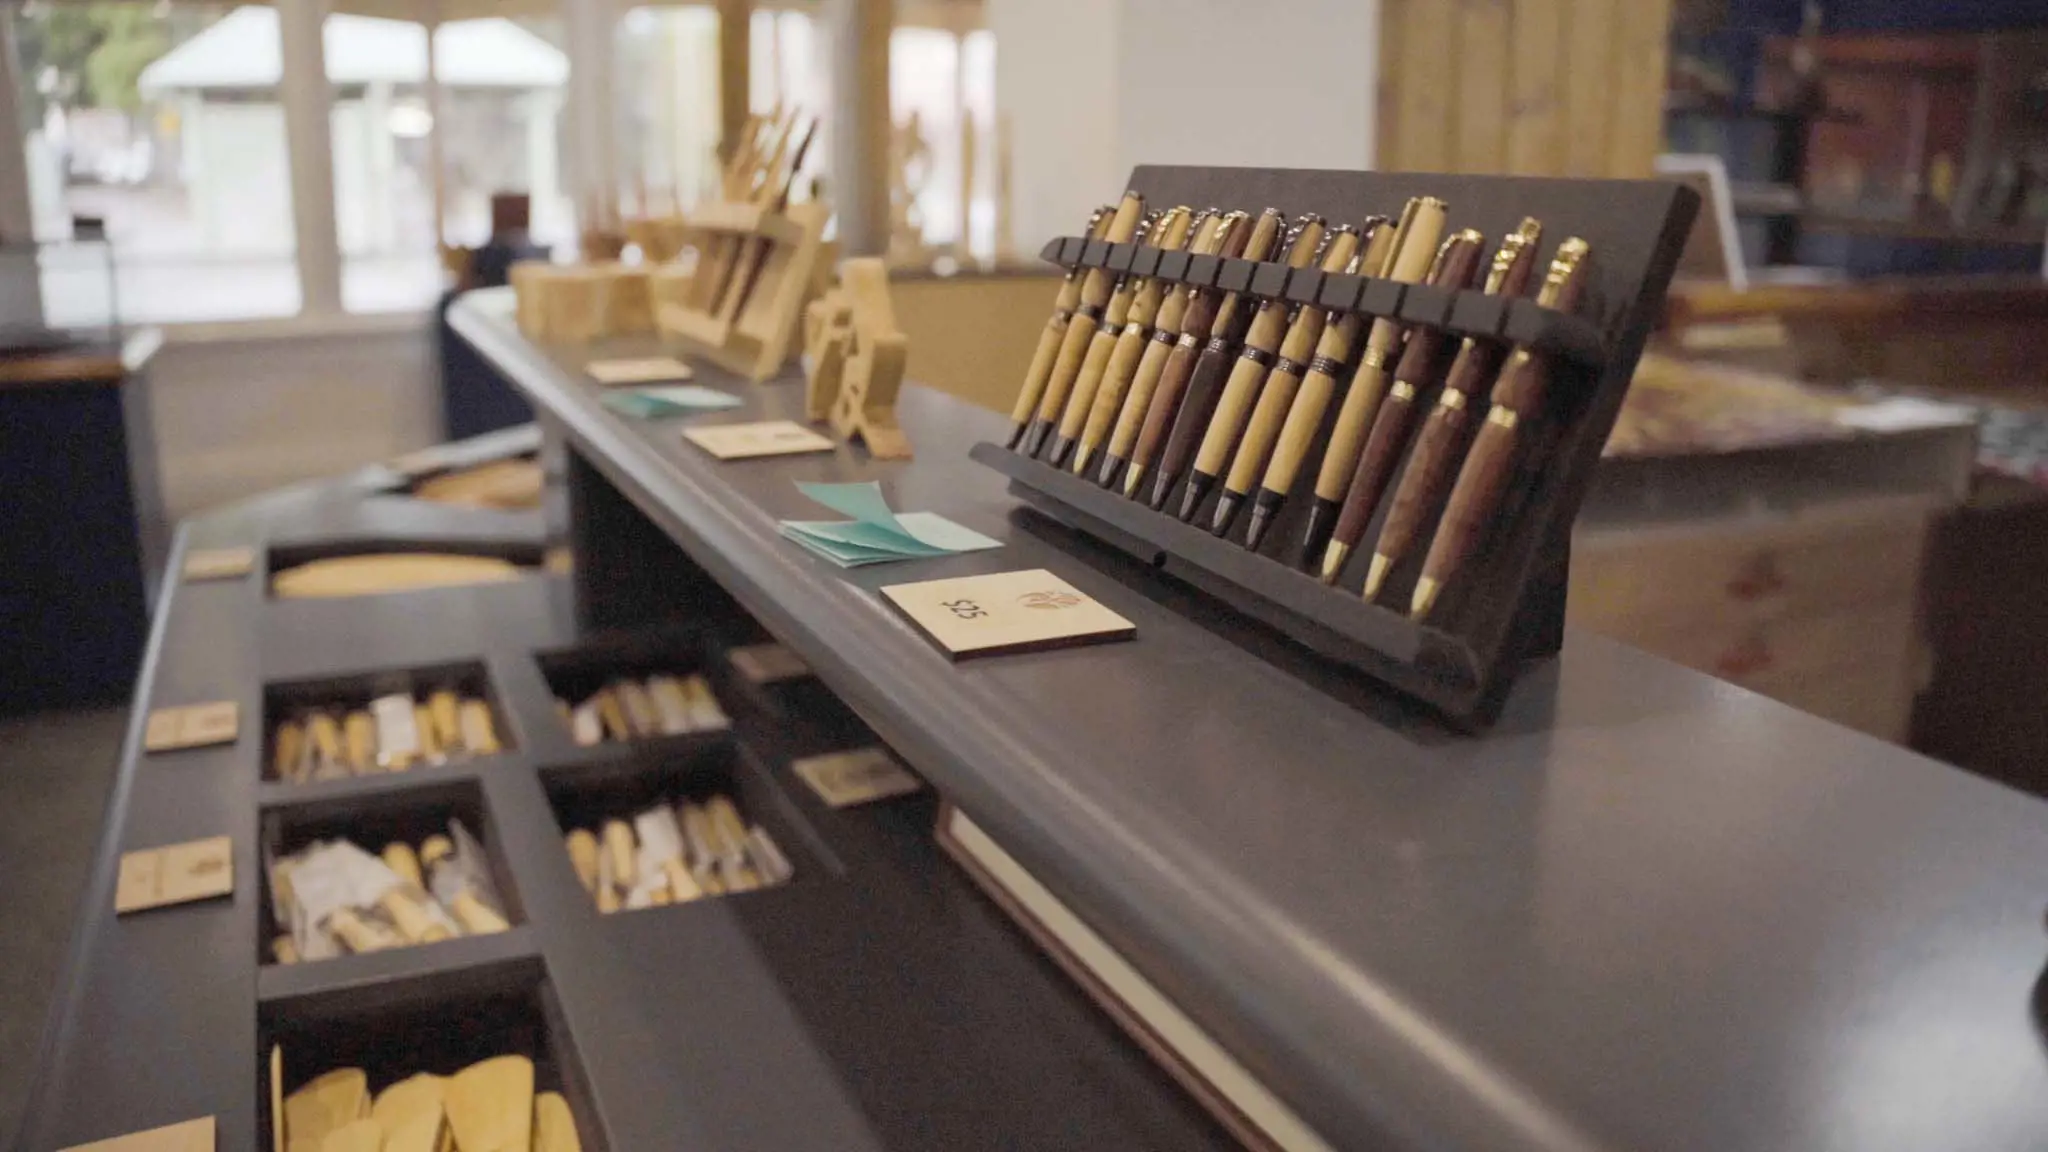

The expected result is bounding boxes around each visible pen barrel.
[1420,414,1519,597]
[1314,360,1391,502]
[1130,300,1217,471]
[1194,352,1276,479]
[1331,380,1424,551]
[1077,324,1153,460]
[1057,326,1123,443]
[1226,361,1305,496]
[1375,397,1472,569]
[1034,311,1103,425]
[1154,338,1239,489]
[1010,313,1070,427]
[1106,331,1178,464]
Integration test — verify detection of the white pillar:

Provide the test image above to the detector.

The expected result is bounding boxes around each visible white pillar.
[278,0,343,314]
[0,13,36,246]
[561,0,618,235]
[826,0,891,256]
[424,9,448,247]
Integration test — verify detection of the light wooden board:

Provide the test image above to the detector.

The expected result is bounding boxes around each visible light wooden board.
[115,836,233,914]
[681,420,836,460]
[144,701,240,754]
[792,747,924,808]
[59,1116,215,1152]
[880,569,1135,659]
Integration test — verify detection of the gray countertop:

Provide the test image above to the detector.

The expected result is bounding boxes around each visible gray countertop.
[451,288,2048,1152]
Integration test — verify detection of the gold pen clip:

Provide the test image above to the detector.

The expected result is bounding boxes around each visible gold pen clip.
[1485,218,1543,294]
[1536,238,1591,309]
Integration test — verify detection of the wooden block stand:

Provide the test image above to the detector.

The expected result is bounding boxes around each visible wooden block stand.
[977,165,1697,726]
[656,200,830,382]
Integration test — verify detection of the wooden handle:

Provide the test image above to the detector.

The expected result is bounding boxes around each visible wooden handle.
[1372,398,1475,582]
[1129,335,1206,480]
[1225,363,1306,496]
[1193,353,1276,478]
[1104,332,1178,466]
[1057,327,1123,443]
[1009,316,1069,426]
[1074,324,1154,465]
[381,842,424,889]
[449,890,509,935]
[1415,413,1519,618]
[342,711,376,775]
[565,830,600,893]
[427,689,461,751]
[1313,360,1391,502]
[1258,313,1363,499]
[1330,385,1421,553]
[379,889,451,944]
[1156,340,1242,490]
[458,699,501,755]
[1032,312,1102,427]
[602,819,638,889]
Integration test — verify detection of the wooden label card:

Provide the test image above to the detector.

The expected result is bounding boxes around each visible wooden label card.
[60,1116,215,1152]
[115,835,233,913]
[729,642,811,685]
[793,747,923,808]
[182,546,256,582]
[682,420,835,460]
[880,569,1135,659]
[143,701,240,754]
[588,356,695,385]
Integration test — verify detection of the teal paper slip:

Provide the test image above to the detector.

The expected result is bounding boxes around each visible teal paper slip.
[601,385,743,419]
[778,481,999,567]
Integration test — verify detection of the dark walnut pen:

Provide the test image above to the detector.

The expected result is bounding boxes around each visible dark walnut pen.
[1412,237,1592,620]
[1238,216,1398,551]
[1298,196,1449,564]
[1317,228,1486,584]
[1047,205,1196,468]
[1209,223,1367,536]
[1096,211,1245,489]
[1021,190,1149,456]
[1121,207,1284,500]
[1006,204,1114,449]
[1362,219,1543,601]
[1160,213,1331,518]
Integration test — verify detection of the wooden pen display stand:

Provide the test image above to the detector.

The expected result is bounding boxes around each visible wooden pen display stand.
[977,166,1696,725]
[656,200,830,382]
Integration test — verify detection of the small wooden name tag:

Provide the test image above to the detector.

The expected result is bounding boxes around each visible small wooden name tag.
[60,1116,215,1152]
[683,420,835,460]
[182,546,255,582]
[729,642,811,685]
[143,701,240,754]
[115,835,233,914]
[793,747,923,808]
[881,569,1136,659]
[589,356,695,385]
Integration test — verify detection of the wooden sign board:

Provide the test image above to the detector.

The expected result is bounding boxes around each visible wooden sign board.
[682,421,836,460]
[880,569,1135,659]
[729,642,811,685]
[793,747,923,808]
[59,1116,215,1152]
[115,835,233,914]
[143,701,240,754]
[588,356,695,386]
[182,547,256,582]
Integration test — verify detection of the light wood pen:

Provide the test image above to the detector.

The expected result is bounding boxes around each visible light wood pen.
[1239,216,1395,551]
[1005,204,1114,449]
[1205,224,1363,534]
[1412,238,1592,620]
[1318,229,1487,584]
[1068,208,1211,476]
[1020,191,1150,457]
[1046,206,1194,467]
[1094,210,1243,488]
[1123,207,1285,501]
[1363,219,1543,600]
[1298,196,1449,564]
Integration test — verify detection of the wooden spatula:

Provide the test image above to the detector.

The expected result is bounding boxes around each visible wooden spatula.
[379,1107,446,1152]
[318,1119,380,1152]
[446,1055,534,1152]
[533,1092,582,1152]
[284,1067,368,1147]
[371,1071,444,1131]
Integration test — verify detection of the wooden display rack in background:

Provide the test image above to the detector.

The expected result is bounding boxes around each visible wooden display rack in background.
[654,199,830,382]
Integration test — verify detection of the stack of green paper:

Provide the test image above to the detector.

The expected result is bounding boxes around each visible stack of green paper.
[779,481,1001,567]
[601,385,743,419]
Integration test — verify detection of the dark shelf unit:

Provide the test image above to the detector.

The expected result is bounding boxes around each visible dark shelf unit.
[19,285,2048,1152]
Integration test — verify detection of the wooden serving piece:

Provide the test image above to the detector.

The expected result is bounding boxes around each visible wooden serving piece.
[803,258,913,459]
[446,1055,535,1152]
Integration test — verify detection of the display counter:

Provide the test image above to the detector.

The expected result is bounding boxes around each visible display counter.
[19,286,2048,1152]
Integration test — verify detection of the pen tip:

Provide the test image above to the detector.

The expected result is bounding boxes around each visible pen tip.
[1410,578,1441,620]
[1242,508,1272,552]
[1004,421,1027,450]
[1211,494,1242,537]
[1148,473,1174,511]
[1363,554,1391,599]
[1022,421,1051,458]
[1300,501,1337,569]
[1178,475,1213,522]
[1121,465,1147,499]
[1048,436,1075,468]
[1071,446,1095,476]
[1319,542,1350,585]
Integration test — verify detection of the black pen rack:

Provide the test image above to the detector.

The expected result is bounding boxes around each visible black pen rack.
[973,165,1697,726]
